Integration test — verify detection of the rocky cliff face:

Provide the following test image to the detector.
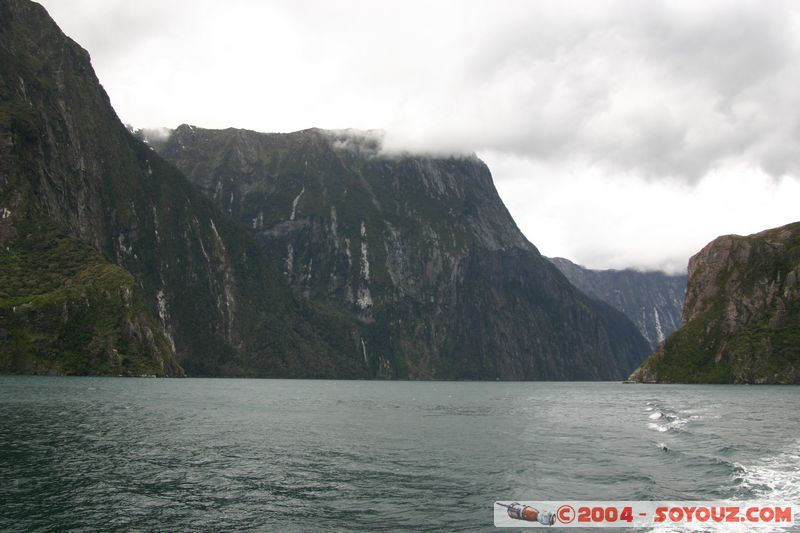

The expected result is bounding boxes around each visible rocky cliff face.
[1,0,650,380]
[548,257,686,350]
[629,222,800,384]
[0,0,364,377]
[149,126,651,380]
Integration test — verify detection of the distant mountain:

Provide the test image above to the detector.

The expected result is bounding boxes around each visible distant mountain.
[147,125,651,380]
[548,257,687,350]
[0,0,364,377]
[1,0,649,380]
[629,222,800,384]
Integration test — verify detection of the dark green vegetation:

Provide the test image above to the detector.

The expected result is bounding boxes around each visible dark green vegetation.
[548,257,687,350]
[0,0,364,377]
[629,222,800,384]
[149,126,651,379]
[2,0,649,379]
[0,216,179,375]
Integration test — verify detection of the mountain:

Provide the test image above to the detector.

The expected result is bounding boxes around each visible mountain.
[548,257,687,350]
[1,0,649,380]
[146,125,651,380]
[0,0,365,377]
[629,222,800,384]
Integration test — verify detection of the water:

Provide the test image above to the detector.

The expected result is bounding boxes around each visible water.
[1,377,798,532]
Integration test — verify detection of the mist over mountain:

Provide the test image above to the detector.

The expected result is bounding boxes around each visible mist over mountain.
[146,125,651,379]
[3,3,799,532]
[548,257,687,350]
[1,0,650,380]
[0,0,364,377]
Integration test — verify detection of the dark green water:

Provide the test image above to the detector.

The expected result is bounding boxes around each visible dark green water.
[1,377,798,531]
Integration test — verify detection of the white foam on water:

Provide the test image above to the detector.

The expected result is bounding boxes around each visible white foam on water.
[646,440,800,532]
[667,417,687,430]
[648,422,669,433]
[737,439,800,503]
[645,408,689,433]
[648,521,764,532]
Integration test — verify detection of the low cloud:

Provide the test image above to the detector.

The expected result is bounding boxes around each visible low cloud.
[38,0,800,271]
[40,0,800,182]
[325,128,384,157]
[485,152,800,273]
[137,126,172,144]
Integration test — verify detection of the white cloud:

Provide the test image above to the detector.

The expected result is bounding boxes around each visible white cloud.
[486,152,800,273]
[137,126,172,143]
[37,0,800,272]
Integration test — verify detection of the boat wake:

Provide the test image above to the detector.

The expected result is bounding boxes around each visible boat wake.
[644,400,690,434]
[645,439,800,532]
[734,439,800,502]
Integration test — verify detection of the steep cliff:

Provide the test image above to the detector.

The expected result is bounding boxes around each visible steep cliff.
[629,222,800,384]
[548,257,686,350]
[0,0,364,377]
[149,126,651,380]
[1,0,650,380]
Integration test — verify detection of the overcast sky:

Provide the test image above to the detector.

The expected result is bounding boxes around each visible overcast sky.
[38,0,800,274]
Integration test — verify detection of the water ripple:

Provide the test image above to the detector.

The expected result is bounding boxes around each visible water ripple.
[1,378,798,530]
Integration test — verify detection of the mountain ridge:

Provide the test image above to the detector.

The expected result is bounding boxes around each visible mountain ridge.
[1,0,650,380]
[548,257,687,350]
[0,0,366,377]
[148,123,652,380]
[629,221,800,384]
